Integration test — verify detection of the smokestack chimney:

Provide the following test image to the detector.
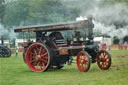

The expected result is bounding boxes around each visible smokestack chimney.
[1,36,4,45]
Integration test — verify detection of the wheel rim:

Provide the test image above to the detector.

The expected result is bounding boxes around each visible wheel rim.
[77,52,89,72]
[1,47,9,57]
[26,43,50,72]
[97,50,111,70]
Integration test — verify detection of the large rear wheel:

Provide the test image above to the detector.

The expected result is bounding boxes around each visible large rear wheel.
[97,50,111,70]
[77,51,90,72]
[26,42,52,72]
[0,47,11,58]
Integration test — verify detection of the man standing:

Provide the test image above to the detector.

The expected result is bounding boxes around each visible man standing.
[124,41,127,50]
[15,47,18,58]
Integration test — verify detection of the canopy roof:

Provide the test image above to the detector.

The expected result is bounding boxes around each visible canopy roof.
[14,20,89,32]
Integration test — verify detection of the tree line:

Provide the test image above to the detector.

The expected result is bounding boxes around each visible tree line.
[0,0,128,44]
[0,0,79,28]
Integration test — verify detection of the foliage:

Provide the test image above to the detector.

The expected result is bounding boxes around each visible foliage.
[1,0,128,39]
[3,0,80,28]
[3,0,29,27]
[123,35,128,42]
[113,36,120,44]
[0,0,80,39]
[0,0,5,23]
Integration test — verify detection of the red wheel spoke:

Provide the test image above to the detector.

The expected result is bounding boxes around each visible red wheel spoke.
[41,53,48,58]
[101,62,104,65]
[106,57,109,59]
[98,58,102,62]
[81,61,84,64]
[101,53,104,58]
[77,51,90,72]
[104,63,107,66]
[38,47,42,55]
[36,45,39,50]
[42,56,48,59]
[33,61,38,66]
[42,48,45,54]
[30,59,36,63]
[99,55,102,59]
[85,60,88,62]
[41,62,45,66]
[30,52,35,56]
[36,62,40,67]
[32,56,35,59]
[103,53,107,58]
[102,64,104,68]
[40,59,48,64]
[26,43,50,72]
[29,56,36,59]
[80,58,83,60]
[34,49,38,55]
[81,63,84,68]
[80,58,84,61]
[79,60,82,63]
[106,61,109,63]
[39,63,43,69]
[97,50,111,70]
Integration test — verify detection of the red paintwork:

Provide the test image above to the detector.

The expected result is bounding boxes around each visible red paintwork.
[77,51,89,72]
[59,50,68,55]
[26,43,49,72]
[97,50,110,70]
[22,43,28,47]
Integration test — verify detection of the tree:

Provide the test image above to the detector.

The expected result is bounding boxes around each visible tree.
[113,36,120,44]
[3,0,29,27]
[123,35,128,42]
[2,0,80,39]
[27,0,79,24]
[0,0,5,23]
[3,0,80,28]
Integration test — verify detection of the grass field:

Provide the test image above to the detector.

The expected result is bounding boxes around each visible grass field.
[0,50,128,85]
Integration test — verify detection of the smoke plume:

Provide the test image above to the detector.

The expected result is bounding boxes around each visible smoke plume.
[91,3,128,38]
[62,0,128,38]
[0,23,8,37]
[0,23,17,40]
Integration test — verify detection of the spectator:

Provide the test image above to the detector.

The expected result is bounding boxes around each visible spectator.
[68,56,73,65]
[124,41,127,50]
[15,47,18,58]
[108,45,111,50]
[119,40,123,50]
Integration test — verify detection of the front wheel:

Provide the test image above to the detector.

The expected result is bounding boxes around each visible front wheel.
[77,51,90,72]
[97,50,111,70]
[26,42,52,72]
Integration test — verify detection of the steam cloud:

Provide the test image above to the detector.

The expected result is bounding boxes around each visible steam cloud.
[9,27,17,40]
[86,2,128,38]
[0,23,8,37]
[0,23,17,40]
[63,0,128,38]
[1,0,128,40]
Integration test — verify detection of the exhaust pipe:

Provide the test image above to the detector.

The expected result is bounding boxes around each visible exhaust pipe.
[1,36,4,45]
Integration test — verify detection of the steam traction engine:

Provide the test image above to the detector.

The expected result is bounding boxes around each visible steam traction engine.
[14,17,111,72]
[0,36,11,58]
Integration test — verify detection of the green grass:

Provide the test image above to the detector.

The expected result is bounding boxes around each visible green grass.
[0,50,128,85]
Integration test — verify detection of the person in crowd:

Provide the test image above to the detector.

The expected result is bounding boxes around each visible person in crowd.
[108,45,111,50]
[119,40,123,50]
[15,47,18,58]
[124,41,127,50]
[68,56,73,65]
